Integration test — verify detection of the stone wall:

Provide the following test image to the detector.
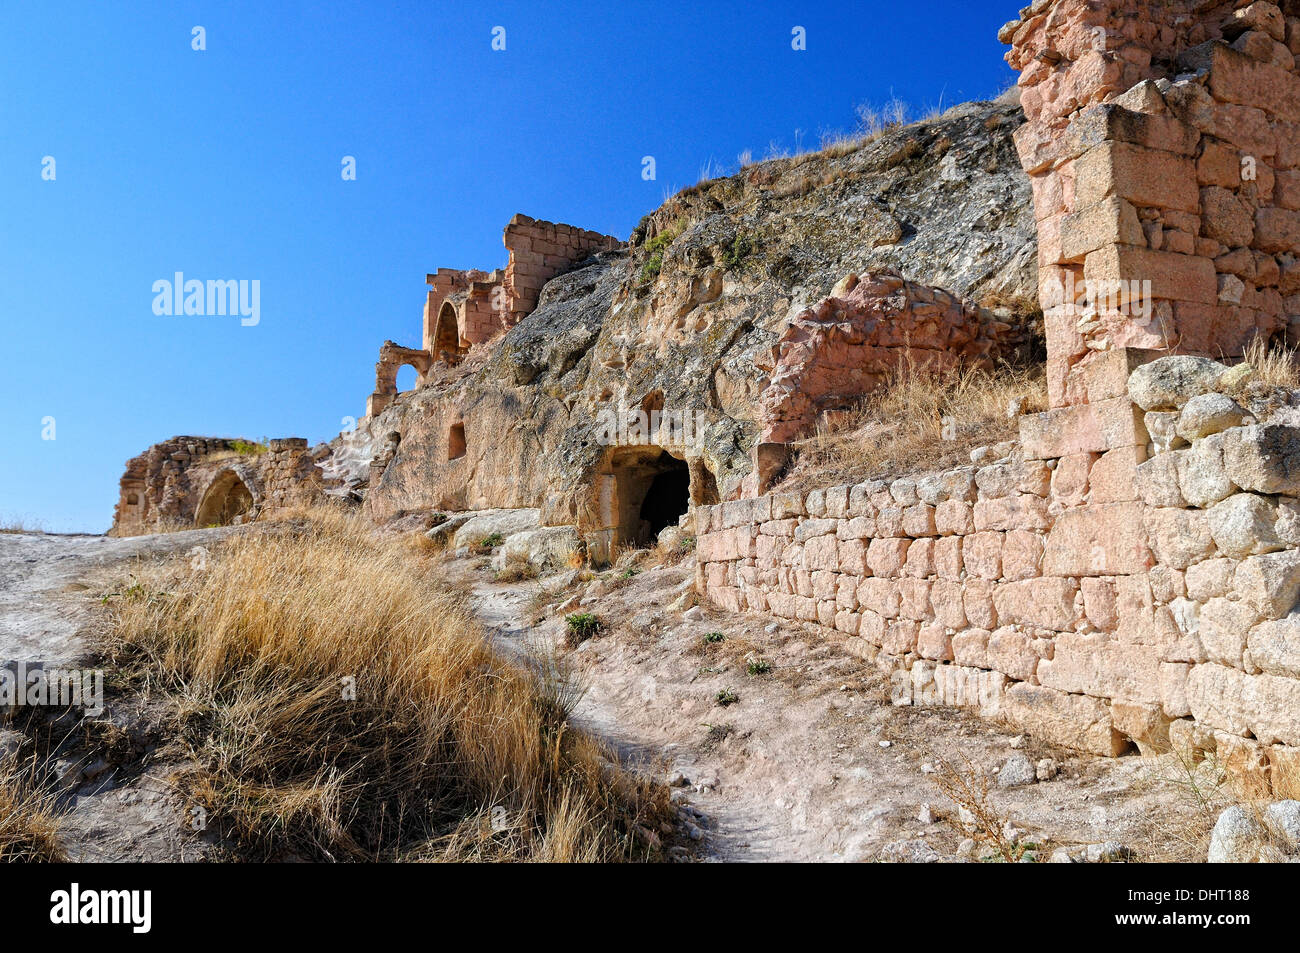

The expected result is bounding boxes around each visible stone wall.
[503,213,622,326]
[109,437,326,536]
[749,270,1034,494]
[1005,0,1300,408]
[696,354,1300,791]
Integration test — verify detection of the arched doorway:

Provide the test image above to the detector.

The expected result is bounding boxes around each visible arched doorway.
[195,469,255,527]
[434,301,464,362]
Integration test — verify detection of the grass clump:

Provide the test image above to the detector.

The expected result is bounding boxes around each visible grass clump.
[228,438,268,456]
[564,613,601,648]
[746,658,772,676]
[702,632,725,645]
[779,359,1046,493]
[103,507,665,862]
[0,759,65,861]
[715,689,739,707]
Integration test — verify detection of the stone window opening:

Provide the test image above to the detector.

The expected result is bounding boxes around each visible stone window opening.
[395,363,419,394]
[448,422,466,461]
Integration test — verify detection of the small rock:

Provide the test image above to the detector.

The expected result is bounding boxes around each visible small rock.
[1085,841,1133,863]
[956,838,976,858]
[918,803,935,824]
[1208,800,1300,862]
[1009,734,1026,749]
[1176,392,1250,440]
[879,838,941,863]
[683,606,702,621]
[1035,758,1058,781]
[878,740,892,748]
[997,753,1037,788]
[920,763,936,775]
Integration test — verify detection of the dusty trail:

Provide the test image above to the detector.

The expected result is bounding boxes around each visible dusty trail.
[459,556,1213,863]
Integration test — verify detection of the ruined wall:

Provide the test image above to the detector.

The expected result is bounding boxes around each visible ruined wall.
[363,215,621,422]
[1006,0,1300,407]
[697,353,1300,788]
[749,270,1034,493]
[109,437,326,536]
[503,214,622,326]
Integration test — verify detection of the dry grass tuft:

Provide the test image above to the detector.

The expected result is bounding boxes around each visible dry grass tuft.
[0,758,65,861]
[778,359,1047,493]
[1238,336,1300,391]
[103,506,668,861]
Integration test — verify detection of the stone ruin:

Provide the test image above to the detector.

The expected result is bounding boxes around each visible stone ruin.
[694,0,1300,787]
[109,0,1300,784]
[365,214,621,417]
[109,436,326,535]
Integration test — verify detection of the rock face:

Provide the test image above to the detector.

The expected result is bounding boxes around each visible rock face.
[350,98,1037,550]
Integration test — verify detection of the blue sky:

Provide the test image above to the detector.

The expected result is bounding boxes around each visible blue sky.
[0,0,1017,532]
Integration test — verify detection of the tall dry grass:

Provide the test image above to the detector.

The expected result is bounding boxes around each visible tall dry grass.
[0,758,65,861]
[104,507,668,861]
[778,360,1047,493]
[1238,335,1300,391]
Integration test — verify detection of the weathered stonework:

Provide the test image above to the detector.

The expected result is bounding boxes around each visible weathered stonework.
[109,437,326,535]
[698,356,1300,782]
[365,214,621,419]
[1006,0,1300,407]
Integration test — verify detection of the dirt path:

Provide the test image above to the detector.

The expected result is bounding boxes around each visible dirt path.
[459,555,1218,863]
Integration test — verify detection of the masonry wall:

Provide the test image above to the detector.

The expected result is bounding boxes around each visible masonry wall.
[109,436,326,535]
[1006,0,1300,408]
[697,355,1300,793]
[503,213,621,326]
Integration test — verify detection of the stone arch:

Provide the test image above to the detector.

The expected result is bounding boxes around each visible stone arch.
[195,467,259,527]
[434,301,466,363]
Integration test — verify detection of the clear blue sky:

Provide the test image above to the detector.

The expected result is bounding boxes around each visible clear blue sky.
[0,0,1017,533]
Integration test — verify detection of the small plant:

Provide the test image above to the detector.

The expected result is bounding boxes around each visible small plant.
[746,658,772,676]
[703,632,725,645]
[565,612,601,647]
[721,233,755,271]
[619,566,640,579]
[479,532,504,549]
[715,688,739,707]
[932,756,1027,863]
[229,438,268,456]
[637,219,685,285]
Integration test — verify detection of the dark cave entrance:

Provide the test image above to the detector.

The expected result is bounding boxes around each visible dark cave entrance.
[617,450,690,545]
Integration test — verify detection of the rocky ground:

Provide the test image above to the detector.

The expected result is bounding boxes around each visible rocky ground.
[0,527,1235,862]
[454,551,1229,862]
[0,528,239,862]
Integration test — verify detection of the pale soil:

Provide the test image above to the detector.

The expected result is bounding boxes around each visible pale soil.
[0,529,1222,862]
[457,554,1222,862]
[0,528,239,862]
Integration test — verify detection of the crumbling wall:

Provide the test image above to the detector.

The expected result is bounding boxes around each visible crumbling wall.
[697,354,1300,788]
[1006,0,1300,407]
[503,214,621,326]
[109,437,326,535]
[750,270,1032,493]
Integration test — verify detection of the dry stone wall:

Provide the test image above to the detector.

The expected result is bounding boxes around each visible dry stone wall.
[698,354,1300,792]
